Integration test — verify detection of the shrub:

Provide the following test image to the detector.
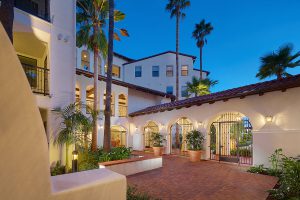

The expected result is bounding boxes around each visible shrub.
[127,186,160,200]
[50,161,65,176]
[269,158,300,199]
[230,148,252,157]
[150,133,166,147]
[99,147,132,162]
[185,130,205,151]
[247,165,268,175]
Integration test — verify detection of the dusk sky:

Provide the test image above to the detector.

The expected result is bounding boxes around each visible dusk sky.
[114,0,300,92]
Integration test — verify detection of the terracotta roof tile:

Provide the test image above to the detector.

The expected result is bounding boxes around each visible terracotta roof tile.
[129,74,300,117]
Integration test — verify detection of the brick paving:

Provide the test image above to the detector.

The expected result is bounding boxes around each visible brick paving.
[127,155,278,200]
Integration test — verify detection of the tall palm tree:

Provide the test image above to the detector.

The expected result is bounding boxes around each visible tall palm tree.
[77,0,127,152]
[103,0,114,152]
[186,76,218,97]
[256,44,300,80]
[166,0,190,101]
[192,20,213,80]
[0,0,14,42]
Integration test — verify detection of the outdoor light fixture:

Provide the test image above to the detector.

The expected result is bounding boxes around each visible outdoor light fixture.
[198,121,203,127]
[72,150,78,173]
[266,116,273,122]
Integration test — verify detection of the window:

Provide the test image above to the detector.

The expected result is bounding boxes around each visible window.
[18,55,38,88]
[135,66,142,77]
[181,85,188,97]
[166,86,173,95]
[152,66,159,77]
[166,65,173,77]
[104,65,121,78]
[118,94,128,117]
[81,50,90,71]
[181,65,188,76]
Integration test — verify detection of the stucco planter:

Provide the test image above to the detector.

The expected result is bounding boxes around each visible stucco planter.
[188,150,201,162]
[153,147,163,156]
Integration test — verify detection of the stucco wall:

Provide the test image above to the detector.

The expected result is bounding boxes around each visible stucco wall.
[130,87,300,166]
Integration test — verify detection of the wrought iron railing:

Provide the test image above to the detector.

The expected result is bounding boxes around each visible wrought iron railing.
[22,64,49,96]
[14,0,50,22]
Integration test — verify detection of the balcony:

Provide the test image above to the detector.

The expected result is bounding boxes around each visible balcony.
[22,64,49,96]
[14,0,50,22]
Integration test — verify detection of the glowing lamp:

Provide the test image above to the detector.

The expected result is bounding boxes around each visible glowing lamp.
[266,116,273,123]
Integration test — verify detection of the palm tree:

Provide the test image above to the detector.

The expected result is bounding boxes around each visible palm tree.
[186,76,218,97]
[192,20,213,80]
[53,103,89,172]
[256,44,300,80]
[76,0,127,152]
[0,0,14,42]
[103,0,115,153]
[166,0,190,101]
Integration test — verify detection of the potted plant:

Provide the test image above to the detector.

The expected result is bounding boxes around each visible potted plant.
[186,130,205,162]
[150,132,166,156]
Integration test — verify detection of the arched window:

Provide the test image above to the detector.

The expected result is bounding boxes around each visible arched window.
[86,86,94,113]
[111,126,126,147]
[118,94,127,117]
[75,86,80,103]
[144,121,159,148]
[103,92,115,116]
[81,50,90,71]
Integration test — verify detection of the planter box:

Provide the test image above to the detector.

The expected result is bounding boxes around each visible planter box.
[99,155,162,176]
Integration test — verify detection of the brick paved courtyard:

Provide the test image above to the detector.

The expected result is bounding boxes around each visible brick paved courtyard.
[127,155,278,200]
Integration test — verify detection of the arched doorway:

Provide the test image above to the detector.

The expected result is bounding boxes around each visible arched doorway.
[111,126,126,147]
[170,117,193,155]
[210,112,253,165]
[143,121,159,149]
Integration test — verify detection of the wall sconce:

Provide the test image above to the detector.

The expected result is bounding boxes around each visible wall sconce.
[266,116,273,123]
[72,150,78,173]
[198,121,203,127]
[57,34,63,40]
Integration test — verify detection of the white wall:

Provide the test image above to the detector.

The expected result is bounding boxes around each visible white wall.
[124,53,207,99]
[130,87,300,166]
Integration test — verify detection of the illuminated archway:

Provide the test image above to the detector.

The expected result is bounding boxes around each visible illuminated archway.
[143,121,159,148]
[169,117,193,155]
[111,125,127,147]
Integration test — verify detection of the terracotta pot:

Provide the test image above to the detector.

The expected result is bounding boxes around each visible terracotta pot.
[188,150,201,162]
[215,154,220,161]
[153,147,163,156]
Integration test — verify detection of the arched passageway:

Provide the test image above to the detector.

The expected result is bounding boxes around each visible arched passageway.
[169,117,193,155]
[143,121,159,149]
[209,112,253,165]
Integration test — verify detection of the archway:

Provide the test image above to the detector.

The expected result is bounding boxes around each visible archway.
[209,112,253,165]
[143,121,159,149]
[111,126,127,147]
[169,117,193,155]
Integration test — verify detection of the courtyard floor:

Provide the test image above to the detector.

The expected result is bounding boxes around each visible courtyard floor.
[127,155,278,200]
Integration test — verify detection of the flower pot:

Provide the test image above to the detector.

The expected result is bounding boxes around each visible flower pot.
[153,147,163,156]
[188,150,201,162]
[215,154,220,161]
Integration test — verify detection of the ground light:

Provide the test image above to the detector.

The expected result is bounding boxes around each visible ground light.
[72,150,78,173]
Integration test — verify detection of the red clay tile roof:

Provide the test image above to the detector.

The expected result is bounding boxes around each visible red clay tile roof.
[123,51,197,65]
[76,69,175,99]
[129,74,300,117]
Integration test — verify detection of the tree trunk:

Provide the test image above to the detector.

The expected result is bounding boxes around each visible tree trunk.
[0,0,14,43]
[65,144,69,173]
[103,0,114,153]
[200,46,203,80]
[175,10,180,101]
[91,46,99,152]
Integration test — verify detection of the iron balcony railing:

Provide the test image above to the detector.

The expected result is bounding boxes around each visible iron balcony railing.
[14,0,50,22]
[22,64,50,96]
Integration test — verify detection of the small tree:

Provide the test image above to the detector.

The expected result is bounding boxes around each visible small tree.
[186,76,218,97]
[186,130,205,151]
[150,132,166,147]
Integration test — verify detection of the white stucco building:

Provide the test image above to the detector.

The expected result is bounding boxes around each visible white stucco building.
[12,0,300,168]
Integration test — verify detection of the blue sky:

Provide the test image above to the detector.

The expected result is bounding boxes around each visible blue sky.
[114,0,300,92]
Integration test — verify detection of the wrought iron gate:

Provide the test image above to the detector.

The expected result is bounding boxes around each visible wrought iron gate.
[210,113,253,165]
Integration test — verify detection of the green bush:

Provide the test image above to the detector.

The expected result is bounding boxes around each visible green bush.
[149,133,166,147]
[230,148,252,157]
[269,158,300,199]
[99,147,132,162]
[127,186,160,200]
[247,164,267,175]
[50,161,65,176]
[185,130,205,151]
